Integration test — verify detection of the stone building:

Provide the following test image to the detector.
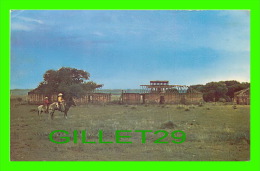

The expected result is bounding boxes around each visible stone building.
[234,88,250,105]
[121,81,203,104]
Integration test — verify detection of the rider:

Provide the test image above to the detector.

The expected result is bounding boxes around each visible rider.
[57,93,65,111]
[44,97,49,113]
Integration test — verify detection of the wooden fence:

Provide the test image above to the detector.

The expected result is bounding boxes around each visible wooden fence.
[121,92,203,104]
[27,92,111,105]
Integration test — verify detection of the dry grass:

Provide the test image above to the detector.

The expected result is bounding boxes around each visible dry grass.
[10,102,250,161]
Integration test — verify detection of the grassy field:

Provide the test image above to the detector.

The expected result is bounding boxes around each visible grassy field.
[10,99,250,161]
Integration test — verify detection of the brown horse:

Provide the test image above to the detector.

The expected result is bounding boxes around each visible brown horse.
[49,98,76,119]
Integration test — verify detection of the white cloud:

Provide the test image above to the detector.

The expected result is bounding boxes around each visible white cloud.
[92,31,104,36]
[11,23,32,31]
[17,16,44,24]
[11,14,44,31]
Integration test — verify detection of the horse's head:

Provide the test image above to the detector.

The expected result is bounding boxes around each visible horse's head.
[63,99,76,108]
[67,97,76,107]
[70,99,76,107]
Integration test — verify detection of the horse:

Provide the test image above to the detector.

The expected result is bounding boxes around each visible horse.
[49,98,76,119]
[37,105,48,116]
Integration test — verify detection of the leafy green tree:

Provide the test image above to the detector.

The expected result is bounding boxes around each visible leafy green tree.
[224,81,250,100]
[189,84,205,93]
[32,67,102,99]
[203,82,228,102]
[190,81,249,102]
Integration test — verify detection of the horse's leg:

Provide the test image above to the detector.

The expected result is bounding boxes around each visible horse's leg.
[64,107,70,119]
[46,106,49,114]
[50,110,55,120]
[64,111,67,119]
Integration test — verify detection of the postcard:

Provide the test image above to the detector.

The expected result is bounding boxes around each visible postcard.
[10,10,250,161]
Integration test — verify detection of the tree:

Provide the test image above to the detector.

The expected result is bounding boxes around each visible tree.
[224,81,250,100]
[190,81,250,102]
[189,84,205,93]
[203,82,228,102]
[32,67,102,99]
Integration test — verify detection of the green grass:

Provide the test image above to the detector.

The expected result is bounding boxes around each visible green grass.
[10,101,249,161]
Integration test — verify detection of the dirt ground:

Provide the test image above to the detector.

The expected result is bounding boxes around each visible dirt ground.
[10,102,250,161]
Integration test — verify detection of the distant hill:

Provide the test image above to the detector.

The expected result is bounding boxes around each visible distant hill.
[10,89,32,96]
[95,89,141,94]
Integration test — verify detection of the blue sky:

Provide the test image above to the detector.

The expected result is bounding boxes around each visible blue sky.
[11,10,250,89]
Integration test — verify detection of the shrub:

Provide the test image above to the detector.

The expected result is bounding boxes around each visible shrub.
[160,121,177,129]
[189,105,195,109]
[219,98,226,103]
[176,105,184,109]
[185,108,190,111]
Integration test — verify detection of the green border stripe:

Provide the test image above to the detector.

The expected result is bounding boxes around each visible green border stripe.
[1,0,259,171]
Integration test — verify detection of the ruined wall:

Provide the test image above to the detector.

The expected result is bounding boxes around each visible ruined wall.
[143,93,161,104]
[28,92,202,105]
[121,92,203,104]
[144,93,203,104]
[234,88,250,105]
[234,95,250,105]
[90,93,111,104]
[121,93,141,104]
[28,93,111,105]
[180,93,204,104]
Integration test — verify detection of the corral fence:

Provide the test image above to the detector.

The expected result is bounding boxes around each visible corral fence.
[28,91,204,105]
[27,92,111,105]
[121,92,204,105]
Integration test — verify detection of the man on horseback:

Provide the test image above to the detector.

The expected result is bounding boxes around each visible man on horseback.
[57,93,65,111]
[44,97,49,113]
[49,94,76,120]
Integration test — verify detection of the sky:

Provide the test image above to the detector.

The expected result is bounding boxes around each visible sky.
[11,10,250,89]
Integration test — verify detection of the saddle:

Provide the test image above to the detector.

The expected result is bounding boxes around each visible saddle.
[58,102,66,112]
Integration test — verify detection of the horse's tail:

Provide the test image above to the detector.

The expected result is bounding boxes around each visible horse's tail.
[37,105,43,116]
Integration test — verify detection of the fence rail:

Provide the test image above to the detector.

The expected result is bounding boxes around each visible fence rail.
[27,92,111,105]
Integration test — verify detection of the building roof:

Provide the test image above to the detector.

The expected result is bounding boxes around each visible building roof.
[234,88,250,96]
[140,85,187,88]
[150,81,169,83]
